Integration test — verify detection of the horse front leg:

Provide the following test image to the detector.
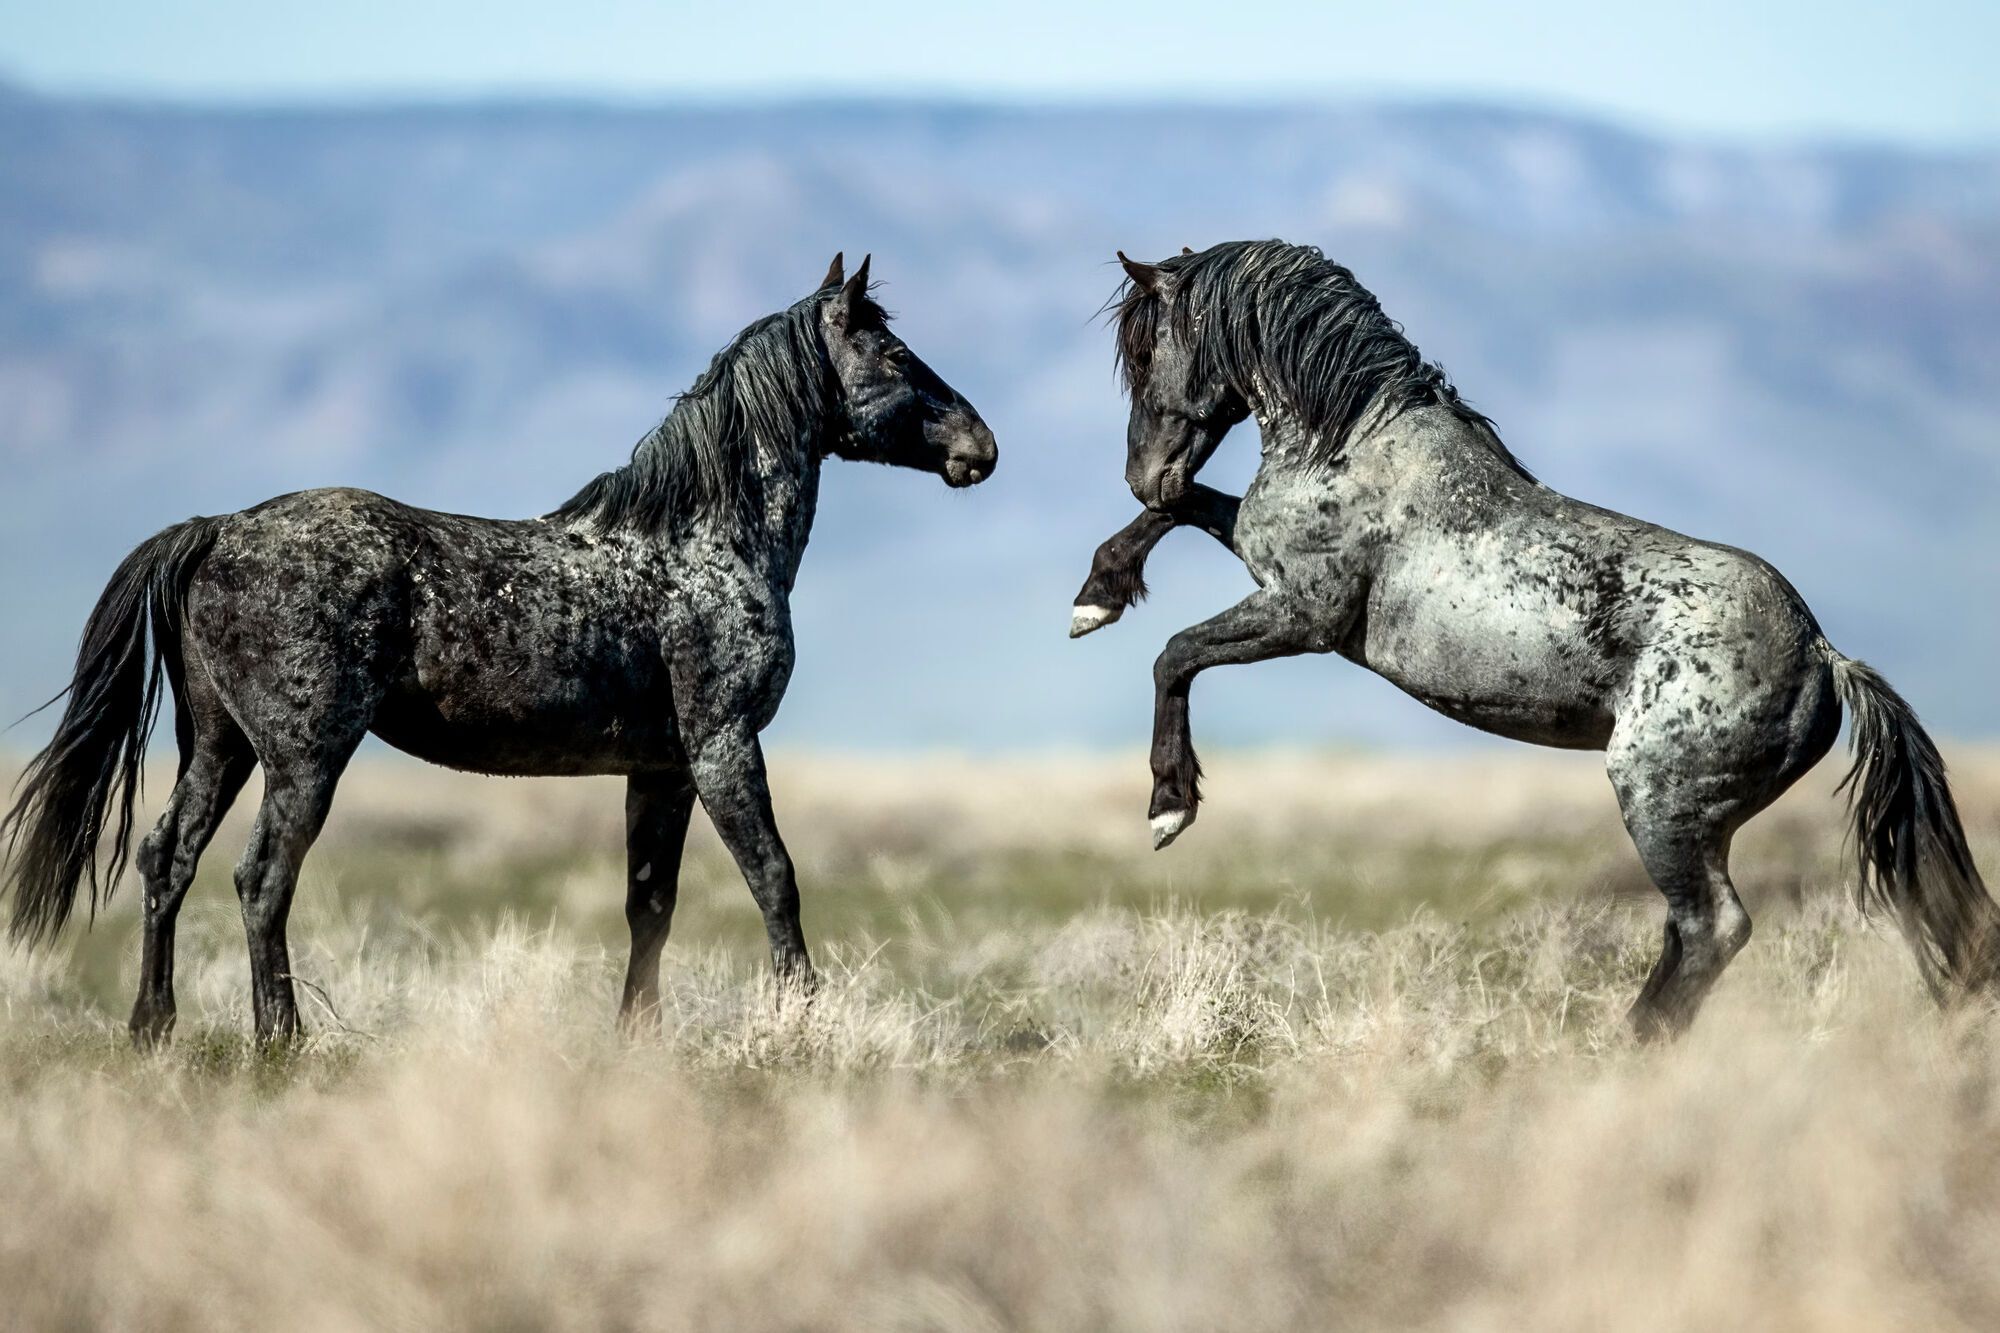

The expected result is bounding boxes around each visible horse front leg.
[685,726,815,994]
[1071,484,1242,637]
[1147,586,1342,848]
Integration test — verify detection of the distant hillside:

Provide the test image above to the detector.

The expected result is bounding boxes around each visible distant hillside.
[4,89,1998,749]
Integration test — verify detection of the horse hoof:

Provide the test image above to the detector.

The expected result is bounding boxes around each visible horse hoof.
[1150,809,1190,849]
[1070,604,1121,637]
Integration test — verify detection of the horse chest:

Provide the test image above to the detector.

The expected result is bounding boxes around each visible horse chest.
[1235,468,1380,595]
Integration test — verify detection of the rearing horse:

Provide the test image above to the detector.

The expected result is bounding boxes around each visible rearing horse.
[3,254,997,1044]
[1073,239,1997,1037]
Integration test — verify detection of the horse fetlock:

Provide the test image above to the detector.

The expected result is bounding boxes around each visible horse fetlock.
[1148,760,1199,847]
[772,953,819,1005]
[128,1001,176,1049]
[616,990,663,1035]
[1627,999,1683,1044]
[253,993,303,1046]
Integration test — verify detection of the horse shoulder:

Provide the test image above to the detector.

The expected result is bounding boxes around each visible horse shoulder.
[657,551,797,735]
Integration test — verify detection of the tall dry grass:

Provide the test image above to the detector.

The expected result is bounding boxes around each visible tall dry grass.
[3,748,2000,1330]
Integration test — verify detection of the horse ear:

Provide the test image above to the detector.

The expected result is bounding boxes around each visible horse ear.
[1181,246,1194,256]
[819,251,844,290]
[1118,251,1163,293]
[835,253,872,324]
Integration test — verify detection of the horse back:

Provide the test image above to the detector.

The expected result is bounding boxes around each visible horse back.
[1308,418,1828,750]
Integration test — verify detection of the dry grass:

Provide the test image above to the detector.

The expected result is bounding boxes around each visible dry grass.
[5,747,2000,1330]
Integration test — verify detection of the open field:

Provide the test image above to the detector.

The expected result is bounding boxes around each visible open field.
[6,747,2000,1329]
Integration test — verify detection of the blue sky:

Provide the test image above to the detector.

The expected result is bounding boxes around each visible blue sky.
[3,0,1997,146]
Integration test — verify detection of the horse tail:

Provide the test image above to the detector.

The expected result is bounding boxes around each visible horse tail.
[2,517,222,946]
[1828,649,2000,1001]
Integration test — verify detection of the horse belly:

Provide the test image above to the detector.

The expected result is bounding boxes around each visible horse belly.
[370,688,681,777]
[377,606,682,777]
[1355,593,1618,750]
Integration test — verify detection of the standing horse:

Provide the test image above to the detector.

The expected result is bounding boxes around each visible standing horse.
[3,254,997,1045]
[1072,239,1997,1037]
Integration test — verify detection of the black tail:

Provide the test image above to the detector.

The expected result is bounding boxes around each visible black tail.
[1,518,221,946]
[1831,653,2000,1000]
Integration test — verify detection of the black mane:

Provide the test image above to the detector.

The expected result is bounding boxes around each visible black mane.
[552,289,889,536]
[1113,240,1530,479]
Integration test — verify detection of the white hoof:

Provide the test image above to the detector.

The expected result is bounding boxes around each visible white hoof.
[1069,604,1120,638]
[1150,810,1190,850]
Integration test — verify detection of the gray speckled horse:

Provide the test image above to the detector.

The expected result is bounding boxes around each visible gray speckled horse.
[1073,239,1998,1037]
[3,254,996,1044]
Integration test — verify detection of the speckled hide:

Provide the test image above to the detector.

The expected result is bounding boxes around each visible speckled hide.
[1078,240,1999,1036]
[2,254,996,1044]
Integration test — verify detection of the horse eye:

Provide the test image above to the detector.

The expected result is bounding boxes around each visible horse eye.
[884,346,910,368]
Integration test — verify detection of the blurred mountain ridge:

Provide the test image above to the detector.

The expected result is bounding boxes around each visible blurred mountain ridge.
[3,89,1997,749]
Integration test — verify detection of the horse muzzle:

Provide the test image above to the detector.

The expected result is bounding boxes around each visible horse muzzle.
[940,418,997,488]
[1136,459,1190,512]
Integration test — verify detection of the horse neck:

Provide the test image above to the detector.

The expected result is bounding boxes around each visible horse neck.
[1243,383,1517,491]
[1246,387,1311,470]
[1241,372,1372,473]
[746,429,823,589]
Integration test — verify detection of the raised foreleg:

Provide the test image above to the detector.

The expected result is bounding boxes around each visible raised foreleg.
[1071,485,1242,637]
[1147,584,1354,847]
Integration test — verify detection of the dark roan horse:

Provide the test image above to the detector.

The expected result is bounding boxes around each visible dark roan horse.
[2,254,996,1044]
[1074,239,1999,1037]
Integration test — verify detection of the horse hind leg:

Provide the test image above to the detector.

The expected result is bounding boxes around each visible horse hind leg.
[1612,779,1754,1041]
[1609,640,1841,1039]
[230,741,360,1044]
[220,667,376,1043]
[619,772,696,1031]
[129,714,256,1047]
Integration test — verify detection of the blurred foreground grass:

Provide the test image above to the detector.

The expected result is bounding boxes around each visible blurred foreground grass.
[4,748,2000,1329]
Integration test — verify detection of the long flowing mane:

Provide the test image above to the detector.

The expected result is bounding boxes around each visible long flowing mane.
[552,288,888,536]
[1112,240,1531,479]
